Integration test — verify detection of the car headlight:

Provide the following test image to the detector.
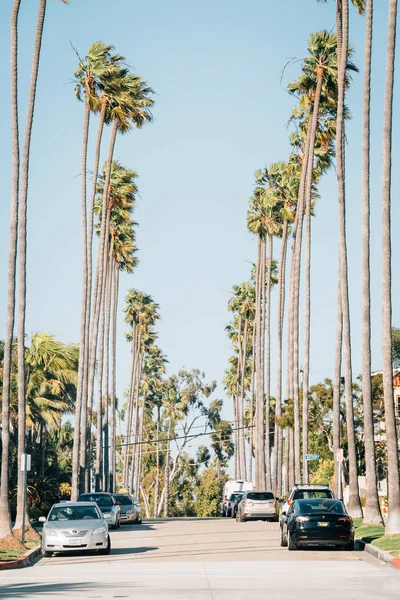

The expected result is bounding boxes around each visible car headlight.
[92,526,107,535]
[103,513,112,518]
[44,528,59,536]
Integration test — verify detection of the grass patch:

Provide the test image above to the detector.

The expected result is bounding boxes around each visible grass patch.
[0,541,39,562]
[0,549,25,562]
[355,524,385,544]
[372,534,400,558]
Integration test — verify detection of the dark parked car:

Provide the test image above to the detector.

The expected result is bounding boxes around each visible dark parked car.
[113,493,142,524]
[78,492,121,530]
[280,498,354,551]
[230,492,244,518]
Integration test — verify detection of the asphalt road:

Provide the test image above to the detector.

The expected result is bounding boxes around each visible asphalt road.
[0,518,399,599]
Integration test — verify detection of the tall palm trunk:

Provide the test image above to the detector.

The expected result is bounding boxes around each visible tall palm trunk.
[73,101,108,498]
[95,257,108,491]
[239,317,248,481]
[283,429,289,494]
[80,119,118,492]
[15,0,47,537]
[381,0,400,534]
[233,395,239,479]
[132,353,144,493]
[164,420,172,517]
[361,0,382,525]
[274,220,289,495]
[265,234,273,489]
[0,0,21,544]
[248,321,256,482]
[236,314,243,479]
[72,98,90,500]
[124,325,137,487]
[103,250,113,491]
[288,122,313,485]
[255,238,266,488]
[288,428,295,489]
[154,405,161,516]
[336,0,362,518]
[333,271,343,498]
[293,79,322,485]
[110,262,119,492]
[302,184,311,485]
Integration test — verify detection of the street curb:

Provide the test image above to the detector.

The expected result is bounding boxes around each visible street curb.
[0,546,41,570]
[356,537,400,570]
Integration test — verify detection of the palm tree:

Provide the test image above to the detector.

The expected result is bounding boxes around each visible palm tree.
[360,0,382,525]
[247,192,267,489]
[0,0,22,546]
[381,0,400,534]
[71,42,124,500]
[336,0,363,518]
[287,30,340,483]
[81,74,154,491]
[14,0,69,540]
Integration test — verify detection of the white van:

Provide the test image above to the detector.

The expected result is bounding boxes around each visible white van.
[221,480,253,517]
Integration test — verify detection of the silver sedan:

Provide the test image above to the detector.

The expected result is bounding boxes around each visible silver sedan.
[40,501,111,557]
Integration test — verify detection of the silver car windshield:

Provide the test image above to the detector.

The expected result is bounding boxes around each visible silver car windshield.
[48,506,101,521]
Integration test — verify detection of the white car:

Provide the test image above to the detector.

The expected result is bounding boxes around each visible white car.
[40,501,110,557]
[281,484,335,517]
[236,490,279,522]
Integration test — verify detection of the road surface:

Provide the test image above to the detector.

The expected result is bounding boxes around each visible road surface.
[0,518,399,599]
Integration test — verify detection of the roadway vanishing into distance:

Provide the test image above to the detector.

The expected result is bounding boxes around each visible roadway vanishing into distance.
[0,518,399,599]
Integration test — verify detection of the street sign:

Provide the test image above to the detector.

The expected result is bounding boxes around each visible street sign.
[336,448,344,462]
[21,453,31,471]
[305,454,320,461]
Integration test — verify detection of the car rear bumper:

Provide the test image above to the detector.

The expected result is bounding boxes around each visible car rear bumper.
[120,512,137,523]
[292,532,353,546]
[243,508,277,519]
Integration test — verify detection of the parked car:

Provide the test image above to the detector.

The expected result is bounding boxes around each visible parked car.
[221,480,253,517]
[133,497,142,524]
[78,492,121,530]
[113,493,141,524]
[281,484,335,517]
[40,501,111,557]
[230,492,244,518]
[280,498,354,551]
[236,490,279,522]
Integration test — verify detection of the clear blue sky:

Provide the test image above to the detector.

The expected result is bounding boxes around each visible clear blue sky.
[0,0,399,429]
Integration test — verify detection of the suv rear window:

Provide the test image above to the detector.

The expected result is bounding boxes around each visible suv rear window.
[114,495,133,506]
[292,490,334,501]
[229,493,244,502]
[78,494,114,507]
[247,492,274,501]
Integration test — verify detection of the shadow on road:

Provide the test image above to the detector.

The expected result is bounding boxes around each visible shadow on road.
[0,581,133,598]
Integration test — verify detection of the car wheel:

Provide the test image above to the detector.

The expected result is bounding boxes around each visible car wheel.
[346,540,354,551]
[273,515,279,522]
[98,535,111,555]
[288,531,297,551]
[280,527,288,547]
[43,551,53,558]
[118,518,121,529]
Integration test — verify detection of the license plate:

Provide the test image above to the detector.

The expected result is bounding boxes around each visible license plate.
[318,522,329,527]
[68,539,82,546]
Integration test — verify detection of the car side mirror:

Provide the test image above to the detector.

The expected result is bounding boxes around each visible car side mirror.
[39,516,46,523]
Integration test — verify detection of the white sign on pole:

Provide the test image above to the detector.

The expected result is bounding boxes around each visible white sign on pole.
[336,448,344,462]
[21,453,31,471]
